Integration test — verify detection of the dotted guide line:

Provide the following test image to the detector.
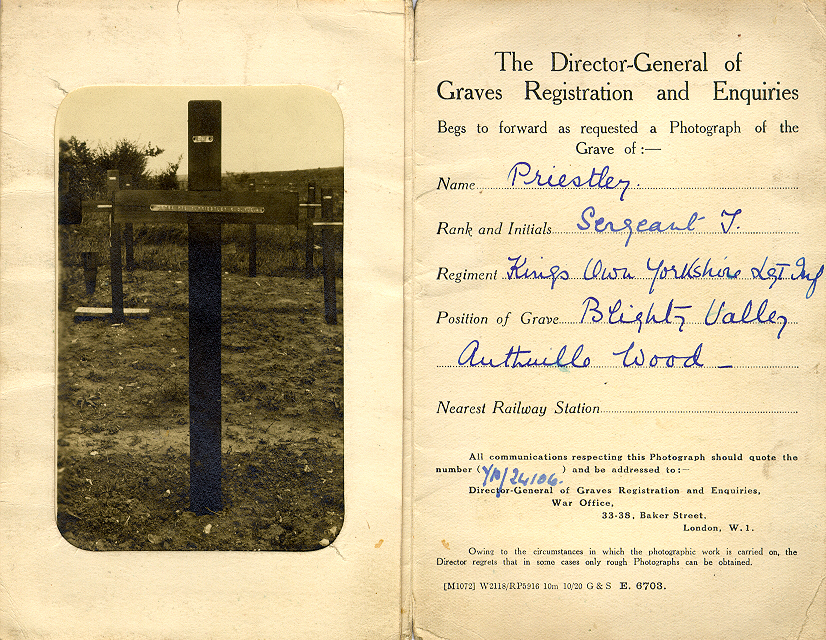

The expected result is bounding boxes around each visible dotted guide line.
[435,365,799,369]
[487,186,799,191]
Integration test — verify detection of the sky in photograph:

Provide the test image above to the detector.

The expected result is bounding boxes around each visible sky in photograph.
[56,86,343,175]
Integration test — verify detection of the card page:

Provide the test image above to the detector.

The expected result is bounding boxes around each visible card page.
[411,1,825,638]
[0,2,406,638]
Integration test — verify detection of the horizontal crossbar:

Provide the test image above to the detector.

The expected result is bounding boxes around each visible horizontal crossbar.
[81,200,112,213]
[74,307,150,318]
[113,190,300,225]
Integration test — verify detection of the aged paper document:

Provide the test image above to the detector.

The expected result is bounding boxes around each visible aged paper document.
[2,0,825,638]
[411,1,825,638]
[1,1,405,638]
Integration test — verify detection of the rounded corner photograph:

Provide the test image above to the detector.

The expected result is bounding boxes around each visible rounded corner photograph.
[56,86,344,551]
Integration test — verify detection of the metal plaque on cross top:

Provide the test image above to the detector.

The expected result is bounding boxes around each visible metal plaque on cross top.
[188,100,221,191]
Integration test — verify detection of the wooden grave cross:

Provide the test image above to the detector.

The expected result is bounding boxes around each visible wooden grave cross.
[111,100,300,514]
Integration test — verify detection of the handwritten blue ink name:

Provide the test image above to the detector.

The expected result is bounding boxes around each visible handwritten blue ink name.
[584,258,635,281]
[459,340,591,368]
[705,299,788,339]
[507,162,631,201]
[613,342,705,368]
[646,257,740,294]
[578,205,705,247]
[645,256,823,298]
[482,464,561,498]
[752,257,823,299]
[506,255,569,288]
[582,297,691,333]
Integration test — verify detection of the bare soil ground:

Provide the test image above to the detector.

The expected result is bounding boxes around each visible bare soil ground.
[57,262,343,551]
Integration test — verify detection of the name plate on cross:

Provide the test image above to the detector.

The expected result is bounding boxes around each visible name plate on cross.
[114,190,298,225]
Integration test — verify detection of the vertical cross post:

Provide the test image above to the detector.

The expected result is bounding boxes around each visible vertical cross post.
[187,100,223,514]
[58,168,82,225]
[305,182,317,278]
[108,170,125,323]
[122,175,135,271]
[247,178,257,277]
[321,192,338,325]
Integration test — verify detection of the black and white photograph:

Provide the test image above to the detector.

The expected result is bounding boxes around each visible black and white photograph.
[56,86,345,551]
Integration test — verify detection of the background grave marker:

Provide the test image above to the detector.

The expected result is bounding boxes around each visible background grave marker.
[107,170,125,323]
[121,175,135,271]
